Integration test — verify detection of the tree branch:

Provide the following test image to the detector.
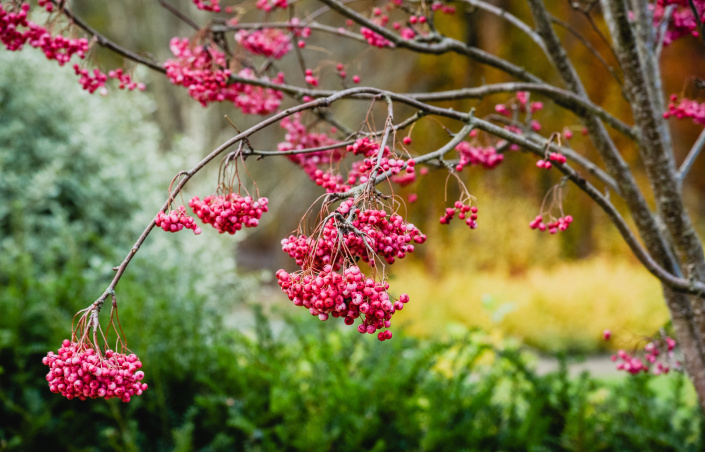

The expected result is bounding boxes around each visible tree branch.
[471,115,705,295]
[549,15,625,96]
[601,0,705,281]
[679,127,705,183]
[156,0,200,31]
[460,0,550,57]
[531,0,681,286]
[526,131,620,194]
[88,88,473,309]
[688,0,705,47]
[55,0,166,73]
[317,0,546,84]
[212,21,367,43]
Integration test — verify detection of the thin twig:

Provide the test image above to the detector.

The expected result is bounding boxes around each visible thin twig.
[54,0,166,73]
[471,115,705,295]
[570,0,624,74]
[679,127,705,183]
[688,0,705,47]
[550,15,625,95]
[461,0,550,56]
[156,0,200,30]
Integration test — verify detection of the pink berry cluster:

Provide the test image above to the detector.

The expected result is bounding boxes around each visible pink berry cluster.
[256,0,288,11]
[529,214,573,233]
[278,114,344,166]
[0,3,144,96]
[310,169,348,193]
[610,336,679,376]
[346,137,411,176]
[390,158,416,186]
[344,202,426,265]
[37,0,55,12]
[439,201,478,229]
[281,199,426,269]
[536,152,567,170]
[73,65,146,94]
[278,199,425,340]
[277,113,348,191]
[392,14,431,40]
[346,137,383,157]
[189,194,268,234]
[360,26,393,48]
[288,18,312,38]
[663,94,705,126]
[165,37,284,113]
[276,265,408,341]
[108,68,146,91]
[193,0,221,12]
[278,130,417,193]
[652,0,705,45]
[350,154,406,179]
[399,27,415,40]
[43,340,147,402]
[455,142,504,170]
[344,141,415,190]
[74,66,108,94]
[0,3,89,63]
[155,205,202,235]
[431,1,456,14]
[332,60,359,82]
[303,68,319,86]
[235,29,292,59]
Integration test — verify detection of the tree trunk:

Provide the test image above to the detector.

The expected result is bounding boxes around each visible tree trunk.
[664,288,705,412]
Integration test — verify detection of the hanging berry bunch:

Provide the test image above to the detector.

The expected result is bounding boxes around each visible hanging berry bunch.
[155,173,202,235]
[439,175,480,230]
[529,181,573,234]
[535,132,567,170]
[277,193,423,340]
[189,147,269,235]
[42,294,147,402]
[156,205,202,234]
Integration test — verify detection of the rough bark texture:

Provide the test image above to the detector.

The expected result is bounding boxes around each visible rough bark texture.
[599,0,705,410]
[665,289,705,412]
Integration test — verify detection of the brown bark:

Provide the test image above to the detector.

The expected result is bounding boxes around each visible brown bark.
[664,288,705,412]
[600,0,705,410]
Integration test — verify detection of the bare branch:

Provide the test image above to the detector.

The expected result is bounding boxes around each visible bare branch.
[409,82,634,138]
[335,120,477,200]
[156,0,200,31]
[531,0,682,289]
[549,15,625,95]
[569,0,624,74]
[679,127,705,183]
[526,132,620,194]
[54,1,166,73]
[317,0,546,84]
[688,0,705,47]
[471,116,705,295]
[655,5,676,57]
[212,21,367,43]
[460,0,550,56]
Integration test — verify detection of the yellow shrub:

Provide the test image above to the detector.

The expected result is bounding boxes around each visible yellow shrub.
[392,257,668,353]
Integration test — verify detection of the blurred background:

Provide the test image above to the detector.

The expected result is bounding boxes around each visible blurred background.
[2,0,705,450]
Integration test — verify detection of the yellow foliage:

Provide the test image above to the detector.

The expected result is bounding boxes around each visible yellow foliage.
[392,257,668,353]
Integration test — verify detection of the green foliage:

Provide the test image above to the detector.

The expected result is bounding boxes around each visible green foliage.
[2,288,703,451]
